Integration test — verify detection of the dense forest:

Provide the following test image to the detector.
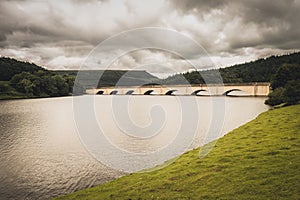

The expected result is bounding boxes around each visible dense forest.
[164,52,300,84]
[0,52,299,105]
[265,63,300,106]
[0,57,76,99]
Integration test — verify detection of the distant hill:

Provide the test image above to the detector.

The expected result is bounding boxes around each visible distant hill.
[56,70,160,88]
[164,52,300,84]
[0,57,46,81]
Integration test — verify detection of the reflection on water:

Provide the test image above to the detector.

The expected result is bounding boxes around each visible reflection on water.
[0,96,269,199]
[0,97,123,200]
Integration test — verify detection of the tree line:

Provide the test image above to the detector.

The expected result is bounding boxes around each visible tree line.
[0,57,76,99]
[164,52,300,84]
[265,63,300,106]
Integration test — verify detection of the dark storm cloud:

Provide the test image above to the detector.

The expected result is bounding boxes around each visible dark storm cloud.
[173,0,300,51]
[231,0,300,49]
[172,0,226,13]
[0,0,299,71]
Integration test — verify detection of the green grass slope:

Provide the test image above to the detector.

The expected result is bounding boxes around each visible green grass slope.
[55,105,300,200]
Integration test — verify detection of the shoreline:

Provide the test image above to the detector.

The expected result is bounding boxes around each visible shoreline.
[0,94,268,101]
[0,94,75,101]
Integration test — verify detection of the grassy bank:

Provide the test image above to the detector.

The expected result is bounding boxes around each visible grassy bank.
[55,105,300,200]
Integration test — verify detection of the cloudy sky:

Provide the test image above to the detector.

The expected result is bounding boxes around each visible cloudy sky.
[0,0,299,76]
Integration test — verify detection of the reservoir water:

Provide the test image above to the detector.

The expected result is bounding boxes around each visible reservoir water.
[0,96,269,199]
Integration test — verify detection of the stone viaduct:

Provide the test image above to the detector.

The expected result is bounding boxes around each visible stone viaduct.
[86,82,270,96]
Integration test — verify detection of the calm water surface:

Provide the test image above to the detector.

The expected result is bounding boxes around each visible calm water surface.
[0,96,269,199]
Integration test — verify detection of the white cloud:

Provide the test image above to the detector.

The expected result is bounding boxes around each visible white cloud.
[47,55,86,69]
[0,0,299,73]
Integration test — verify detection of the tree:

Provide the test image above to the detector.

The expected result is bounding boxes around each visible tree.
[20,79,35,96]
[52,75,69,96]
[43,76,58,96]
[271,64,300,89]
[0,82,10,93]
[284,80,300,105]
[11,72,32,93]
[265,87,285,106]
[63,75,75,93]
[265,63,300,106]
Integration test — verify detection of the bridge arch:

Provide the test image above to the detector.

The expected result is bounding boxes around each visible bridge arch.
[165,90,177,95]
[223,89,242,96]
[110,90,118,95]
[125,90,135,95]
[144,90,154,95]
[191,89,207,95]
[96,90,104,95]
